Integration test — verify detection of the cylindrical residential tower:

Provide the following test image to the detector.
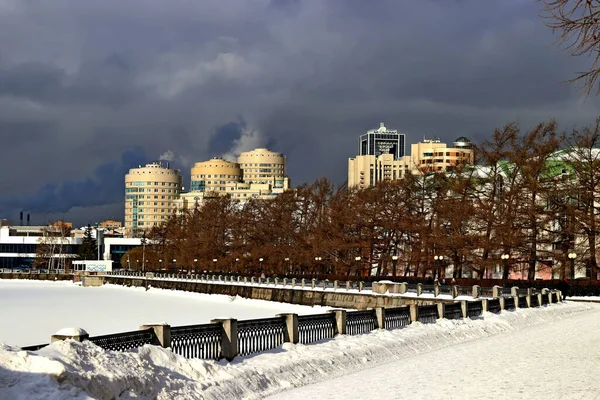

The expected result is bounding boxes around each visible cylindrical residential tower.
[190,158,242,194]
[124,161,183,237]
[237,148,286,185]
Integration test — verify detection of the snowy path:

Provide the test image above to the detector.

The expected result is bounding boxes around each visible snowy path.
[269,302,600,400]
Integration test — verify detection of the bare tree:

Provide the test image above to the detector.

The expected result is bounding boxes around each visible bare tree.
[541,0,600,95]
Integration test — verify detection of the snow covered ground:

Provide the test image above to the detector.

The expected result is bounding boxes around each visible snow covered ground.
[0,280,331,347]
[1,298,598,399]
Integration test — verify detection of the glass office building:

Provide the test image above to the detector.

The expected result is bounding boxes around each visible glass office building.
[359,122,405,160]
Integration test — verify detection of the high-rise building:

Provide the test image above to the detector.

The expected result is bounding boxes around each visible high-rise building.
[190,158,242,194]
[348,153,411,189]
[359,122,405,160]
[237,148,288,188]
[124,161,183,236]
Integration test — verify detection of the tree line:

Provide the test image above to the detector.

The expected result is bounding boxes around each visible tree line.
[124,119,600,280]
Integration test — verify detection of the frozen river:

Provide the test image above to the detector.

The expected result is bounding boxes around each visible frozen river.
[0,279,329,347]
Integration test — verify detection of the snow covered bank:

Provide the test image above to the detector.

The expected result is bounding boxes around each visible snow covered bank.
[1,302,596,399]
[0,280,331,347]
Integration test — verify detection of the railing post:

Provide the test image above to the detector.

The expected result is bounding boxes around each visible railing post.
[461,300,468,318]
[266,277,270,285]
[409,304,418,323]
[346,281,351,291]
[481,298,488,313]
[282,278,287,286]
[452,285,459,298]
[399,282,407,294]
[526,294,532,308]
[333,280,338,291]
[514,296,521,308]
[274,277,279,286]
[537,293,543,307]
[329,310,347,335]
[499,296,505,310]
[276,313,299,344]
[291,278,296,288]
[139,323,171,348]
[311,278,316,289]
[211,318,238,361]
[511,286,519,297]
[492,285,501,298]
[527,287,534,297]
[434,285,439,297]
[375,307,385,329]
[472,285,481,299]
[437,303,444,319]
[416,283,423,296]
[301,278,306,288]
[359,281,364,292]
[250,277,255,284]
[322,279,328,290]
[51,327,89,343]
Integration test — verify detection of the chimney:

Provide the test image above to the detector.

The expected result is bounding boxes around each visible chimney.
[27,213,30,226]
[19,211,23,226]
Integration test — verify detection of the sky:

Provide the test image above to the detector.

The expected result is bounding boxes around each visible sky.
[1,0,599,226]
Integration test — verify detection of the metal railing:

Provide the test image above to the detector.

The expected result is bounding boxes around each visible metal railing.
[488,298,502,313]
[346,310,377,335]
[418,305,438,324]
[88,328,157,352]
[384,307,411,330]
[237,317,285,356]
[170,323,222,360]
[444,302,462,320]
[298,313,336,344]
[467,301,483,318]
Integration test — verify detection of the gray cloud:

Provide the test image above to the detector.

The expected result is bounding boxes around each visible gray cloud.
[0,0,598,225]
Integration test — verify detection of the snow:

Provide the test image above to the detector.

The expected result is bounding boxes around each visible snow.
[0,280,331,347]
[53,328,88,337]
[1,298,599,399]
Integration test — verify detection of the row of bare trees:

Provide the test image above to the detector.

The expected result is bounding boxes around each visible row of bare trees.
[125,119,600,280]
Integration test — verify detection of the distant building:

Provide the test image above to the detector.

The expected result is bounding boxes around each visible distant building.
[124,161,183,237]
[51,221,73,230]
[410,137,474,174]
[190,158,242,194]
[100,220,122,229]
[359,122,405,160]
[348,126,475,188]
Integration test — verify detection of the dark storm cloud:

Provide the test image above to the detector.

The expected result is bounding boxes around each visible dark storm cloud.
[0,0,598,225]
[0,148,146,214]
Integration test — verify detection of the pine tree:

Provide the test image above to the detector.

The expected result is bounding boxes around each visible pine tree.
[78,224,97,260]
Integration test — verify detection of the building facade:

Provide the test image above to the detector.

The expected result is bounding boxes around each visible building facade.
[410,137,474,173]
[359,122,405,160]
[124,161,183,236]
[237,148,288,186]
[190,158,242,194]
[348,153,411,189]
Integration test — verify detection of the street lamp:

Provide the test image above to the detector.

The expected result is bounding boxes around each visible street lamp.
[159,259,162,270]
[315,256,322,275]
[284,257,290,274]
[391,255,399,277]
[433,255,439,279]
[501,254,509,280]
[136,259,139,270]
[213,258,218,272]
[568,252,576,296]
[259,258,264,275]
[355,256,361,278]
[193,259,198,272]
[172,259,176,271]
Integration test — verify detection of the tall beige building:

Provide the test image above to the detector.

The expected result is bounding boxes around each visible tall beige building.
[348,153,411,189]
[124,161,183,236]
[190,158,242,194]
[238,148,288,187]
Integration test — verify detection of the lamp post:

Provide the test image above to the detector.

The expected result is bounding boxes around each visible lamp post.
[315,256,322,275]
[145,260,148,272]
[193,259,198,273]
[136,259,139,270]
[391,255,399,278]
[159,259,162,270]
[284,257,290,274]
[235,258,240,274]
[433,255,439,279]
[568,252,576,296]
[213,258,218,272]
[501,254,509,280]
[355,256,361,279]
[259,258,264,276]
[172,259,176,271]
[127,255,130,270]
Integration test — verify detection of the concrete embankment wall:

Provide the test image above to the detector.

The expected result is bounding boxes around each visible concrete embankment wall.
[104,276,441,309]
[0,273,73,282]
